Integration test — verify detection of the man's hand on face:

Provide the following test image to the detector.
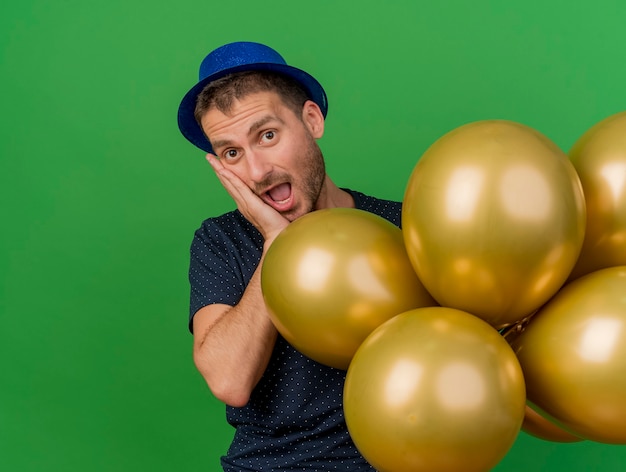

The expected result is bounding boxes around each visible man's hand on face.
[207,154,289,244]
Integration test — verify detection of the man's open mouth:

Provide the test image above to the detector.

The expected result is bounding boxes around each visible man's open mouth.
[266,182,292,204]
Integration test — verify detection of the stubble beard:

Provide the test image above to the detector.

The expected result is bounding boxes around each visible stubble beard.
[252,134,327,222]
[284,136,326,222]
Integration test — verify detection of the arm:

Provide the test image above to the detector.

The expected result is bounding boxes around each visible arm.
[192,155,288,407]
[192,257,276,407]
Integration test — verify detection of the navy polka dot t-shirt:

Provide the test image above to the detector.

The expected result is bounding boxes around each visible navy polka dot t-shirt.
[189,189,402,471]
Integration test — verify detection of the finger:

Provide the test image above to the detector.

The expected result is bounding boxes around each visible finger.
[213,164,253,204]
[206,154,248,200]
[204,154,288,240]
[206,153,223,172]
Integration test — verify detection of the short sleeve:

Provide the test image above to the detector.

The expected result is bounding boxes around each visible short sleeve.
[188,212,263,332]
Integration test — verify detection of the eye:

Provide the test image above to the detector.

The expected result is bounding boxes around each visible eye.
[261,130,275,143]
[223,149,239,160]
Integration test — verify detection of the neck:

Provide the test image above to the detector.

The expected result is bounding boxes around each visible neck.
[314,176,355,211]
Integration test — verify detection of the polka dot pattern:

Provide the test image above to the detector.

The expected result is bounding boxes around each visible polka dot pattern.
[188,189,402,470]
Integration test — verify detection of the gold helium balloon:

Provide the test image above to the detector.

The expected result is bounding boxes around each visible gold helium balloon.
[502,320,583,443]
[261,208,436,370]
[521,404,583,443]
[568,111,626,280]
[403,120,586,328]
[344,306,526,472]
[511,265,626,444]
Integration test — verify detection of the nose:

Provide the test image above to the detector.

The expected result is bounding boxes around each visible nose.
[246,150,273,183]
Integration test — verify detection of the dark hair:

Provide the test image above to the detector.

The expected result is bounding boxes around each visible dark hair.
[194,70,310,125]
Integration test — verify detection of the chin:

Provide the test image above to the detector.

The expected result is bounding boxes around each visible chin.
[282,207,308,222]
[283,212,302,223]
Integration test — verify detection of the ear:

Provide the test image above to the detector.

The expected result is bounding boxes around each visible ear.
[301,100,325,139]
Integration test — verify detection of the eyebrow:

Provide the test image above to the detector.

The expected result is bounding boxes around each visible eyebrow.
[210,138,233,152]
[249,114,284,134]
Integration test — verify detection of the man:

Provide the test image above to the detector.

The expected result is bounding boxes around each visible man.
[177,41,401,470]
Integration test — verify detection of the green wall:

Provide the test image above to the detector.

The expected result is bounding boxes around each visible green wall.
[2,0,625,470]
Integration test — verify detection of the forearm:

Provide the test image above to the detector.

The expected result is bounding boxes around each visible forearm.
[193,261,277,407]
[194,156,288,406]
